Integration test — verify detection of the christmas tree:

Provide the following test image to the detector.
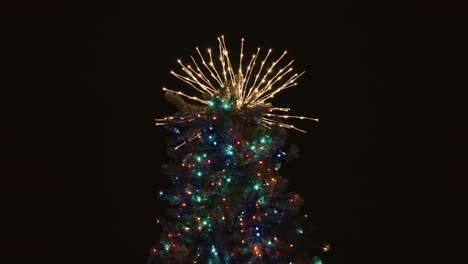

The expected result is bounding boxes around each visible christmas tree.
[149,36,328,263]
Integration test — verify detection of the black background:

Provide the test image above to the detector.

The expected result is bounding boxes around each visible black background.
[2,1,464,264]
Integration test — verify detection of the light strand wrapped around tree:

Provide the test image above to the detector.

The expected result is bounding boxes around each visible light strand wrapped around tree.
[148,36,329,264]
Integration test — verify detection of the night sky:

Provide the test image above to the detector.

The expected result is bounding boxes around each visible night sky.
[3,2,461,264]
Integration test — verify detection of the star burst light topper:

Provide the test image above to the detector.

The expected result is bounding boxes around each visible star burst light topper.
[156,35,318,134]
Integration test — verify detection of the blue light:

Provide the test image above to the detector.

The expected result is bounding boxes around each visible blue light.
[209,126,213,130]
[256,233,260,236]
[171,127,181,134]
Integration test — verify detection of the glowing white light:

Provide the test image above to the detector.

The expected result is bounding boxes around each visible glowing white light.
[157,36,318,133]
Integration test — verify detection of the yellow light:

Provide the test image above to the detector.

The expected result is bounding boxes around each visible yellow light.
[159,37,318,133]
[322,243,331,252]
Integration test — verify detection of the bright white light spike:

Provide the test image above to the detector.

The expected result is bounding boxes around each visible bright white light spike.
[159,36,318,133]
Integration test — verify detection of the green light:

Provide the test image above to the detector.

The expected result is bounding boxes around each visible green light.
[197,171,202,177]
[163,242,170,251]
[254,184,260,190]
[225,145,234,155]
[261,138,266,143]
[297,228,303,234]
[313,257,323,264]
[203,220,208,226]
[250,146,255,150]
[268,240,272,245]
[193,195,202,203]
[226,178,231,182]
[196,156,202,162]
[209,100,215,107]
[222,102,230,109]
[258,196,266,205]
[203,153,207,158]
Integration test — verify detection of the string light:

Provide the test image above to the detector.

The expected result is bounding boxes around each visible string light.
[150,36,325,264]
[156,36,318,133]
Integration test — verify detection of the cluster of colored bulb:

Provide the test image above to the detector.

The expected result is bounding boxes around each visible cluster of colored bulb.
[151,113,325,263]
[208,97,233,111]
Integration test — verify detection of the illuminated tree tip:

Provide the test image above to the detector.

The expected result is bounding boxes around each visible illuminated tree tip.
[159,36,318,133]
